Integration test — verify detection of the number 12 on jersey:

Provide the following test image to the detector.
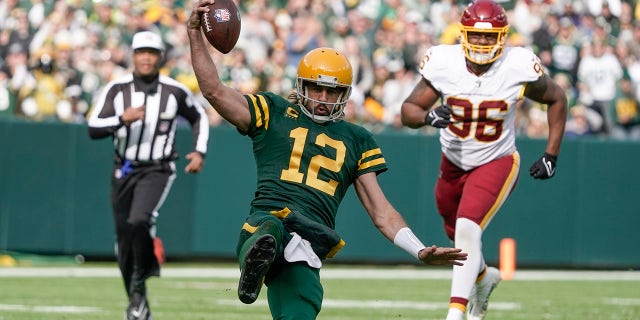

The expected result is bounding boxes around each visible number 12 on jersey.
[280,127,346,196]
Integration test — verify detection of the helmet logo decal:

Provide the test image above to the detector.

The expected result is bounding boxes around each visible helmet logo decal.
[317,75,339,87]
[473,22,494,28]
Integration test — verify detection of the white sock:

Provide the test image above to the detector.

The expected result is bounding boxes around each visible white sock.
[450,218,483,299]
[445,307,464,320]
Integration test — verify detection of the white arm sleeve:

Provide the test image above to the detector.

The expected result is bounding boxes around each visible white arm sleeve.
[393,227,426,260]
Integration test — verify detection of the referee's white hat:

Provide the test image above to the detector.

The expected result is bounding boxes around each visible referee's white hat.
[131,31,164,52]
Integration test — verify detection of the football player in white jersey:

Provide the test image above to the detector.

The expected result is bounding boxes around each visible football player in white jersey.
[401,1,567,320]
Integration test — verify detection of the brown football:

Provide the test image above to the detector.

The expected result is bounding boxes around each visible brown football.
[200,0,241,54]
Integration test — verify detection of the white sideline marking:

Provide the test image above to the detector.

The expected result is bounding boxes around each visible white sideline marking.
[216,299,521,311]
[0,267,639,281]
[0,304,100,313]
[605,298,640,306]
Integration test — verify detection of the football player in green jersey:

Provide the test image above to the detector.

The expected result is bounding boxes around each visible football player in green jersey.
[187,1,467,319]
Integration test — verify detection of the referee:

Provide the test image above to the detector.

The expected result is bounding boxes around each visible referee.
[87,31,209,320]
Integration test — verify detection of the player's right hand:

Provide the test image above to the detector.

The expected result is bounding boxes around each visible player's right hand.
[425,104,452,128]
[188,0,214,30]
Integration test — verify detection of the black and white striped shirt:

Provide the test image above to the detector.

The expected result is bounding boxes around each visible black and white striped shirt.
[88,74,209,163]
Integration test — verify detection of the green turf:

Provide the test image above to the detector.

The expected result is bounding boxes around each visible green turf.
[0,264,638,320]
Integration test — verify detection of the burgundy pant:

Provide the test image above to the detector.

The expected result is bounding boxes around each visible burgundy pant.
[435,152,520,240]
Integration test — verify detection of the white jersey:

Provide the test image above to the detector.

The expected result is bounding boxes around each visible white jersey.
[419,45,544,170]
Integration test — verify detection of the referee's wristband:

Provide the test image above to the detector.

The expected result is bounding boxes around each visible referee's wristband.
[393,227,426,260]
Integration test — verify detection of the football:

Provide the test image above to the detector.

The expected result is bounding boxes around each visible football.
[200,0,241,54]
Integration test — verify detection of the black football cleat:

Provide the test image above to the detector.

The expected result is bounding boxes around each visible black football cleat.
[125,290,152,320]
[238,234,277,304]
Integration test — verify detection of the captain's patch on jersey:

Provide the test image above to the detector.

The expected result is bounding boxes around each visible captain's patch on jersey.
[286,107,300,119]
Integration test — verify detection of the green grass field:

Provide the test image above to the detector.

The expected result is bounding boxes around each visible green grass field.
[0,263,638,320]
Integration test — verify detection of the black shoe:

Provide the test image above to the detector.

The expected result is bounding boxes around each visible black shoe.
[125,291,152,320]
[238,234,277,304]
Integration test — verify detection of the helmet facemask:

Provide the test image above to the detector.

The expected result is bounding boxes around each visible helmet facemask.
[459,26,509,64]
[296,76,351,123]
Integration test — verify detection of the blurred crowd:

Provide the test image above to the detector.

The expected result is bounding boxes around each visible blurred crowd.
[1,0,640,140]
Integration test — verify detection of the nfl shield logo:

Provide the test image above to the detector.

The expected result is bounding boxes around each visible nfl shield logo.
[159,121,170,132]
[215,9,231,22]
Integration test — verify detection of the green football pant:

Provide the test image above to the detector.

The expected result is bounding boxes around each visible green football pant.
[236,213,286,263]
[267,262,323,320]
[236,211,323,319]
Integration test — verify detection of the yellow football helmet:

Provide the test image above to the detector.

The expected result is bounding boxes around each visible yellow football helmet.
[296,47,353,123]
[459,0,510,65]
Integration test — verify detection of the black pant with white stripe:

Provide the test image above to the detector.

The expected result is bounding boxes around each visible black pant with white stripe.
[110,161,175,297]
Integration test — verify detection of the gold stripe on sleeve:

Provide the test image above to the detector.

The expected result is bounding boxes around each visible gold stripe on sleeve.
[247,95,263,128]
[359,158,386,170]
[257,94,270,130]
[358,148,385,170]
[358,148,382,166]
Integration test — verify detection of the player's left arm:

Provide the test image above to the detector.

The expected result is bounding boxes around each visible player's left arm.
[354,172,466,265]
[354,172,407,242]
[523,74,567,157]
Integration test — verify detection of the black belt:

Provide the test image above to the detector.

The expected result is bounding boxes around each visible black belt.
[114,151,178,166]
[114,158,172,167]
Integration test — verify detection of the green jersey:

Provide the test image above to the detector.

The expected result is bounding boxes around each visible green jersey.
[242,92,387,229]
